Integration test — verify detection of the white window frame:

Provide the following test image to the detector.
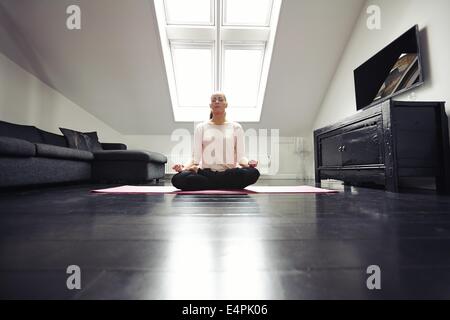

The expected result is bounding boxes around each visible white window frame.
[221,42,266,108]
[164,0,216,26]
[170,41,216,107]
[222,0,274,27]
[154,0,283,122]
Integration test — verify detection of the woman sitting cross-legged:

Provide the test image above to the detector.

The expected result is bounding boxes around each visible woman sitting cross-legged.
[171,92,260,191]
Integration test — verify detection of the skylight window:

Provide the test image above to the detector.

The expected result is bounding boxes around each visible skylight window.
[154,0,282,122]
[171,42,214,107]
[222,44,265,107]
[164,0,214,25]
[223,0,273,26]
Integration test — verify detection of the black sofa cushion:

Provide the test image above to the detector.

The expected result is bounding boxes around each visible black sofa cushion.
[101,143,127,150]
[59,128,103,151]
[0,157,91,187]
[38,129,68,148]
[0,136,36,157]
[84,132,103,151]
[35,143,94,161]
[0,120,43,143]
[94,150,167,164]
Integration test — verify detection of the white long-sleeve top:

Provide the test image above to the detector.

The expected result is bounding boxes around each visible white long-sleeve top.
[190,121,249,172]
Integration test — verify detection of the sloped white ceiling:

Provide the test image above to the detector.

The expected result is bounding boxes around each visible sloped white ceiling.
[0,0,365,136]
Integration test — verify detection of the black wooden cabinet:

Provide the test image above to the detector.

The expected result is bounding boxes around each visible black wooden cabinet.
[314,100,450,193]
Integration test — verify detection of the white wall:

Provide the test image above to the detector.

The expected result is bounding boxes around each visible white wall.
[121,134,314,179]
[0,0,364,137]
[0,51,122,142]
[314,0,450,130]
[309,0,450,182]
[1,51,312,179]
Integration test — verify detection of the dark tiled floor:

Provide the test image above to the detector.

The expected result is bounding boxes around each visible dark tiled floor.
[1,179,450,299]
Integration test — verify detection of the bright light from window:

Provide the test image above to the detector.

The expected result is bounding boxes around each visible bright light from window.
[154,0,282,121]
[223,0,273,26]
[223,45,265,107]
[164,0,213,25]
[171,44,214,107]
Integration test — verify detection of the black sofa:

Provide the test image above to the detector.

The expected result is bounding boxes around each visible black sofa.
[0,120,167,188]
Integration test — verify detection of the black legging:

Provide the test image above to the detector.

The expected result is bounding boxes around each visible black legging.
[172,167,260,191]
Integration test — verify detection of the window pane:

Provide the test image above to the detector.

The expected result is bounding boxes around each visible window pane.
[223,0,273,26]
[165,0,213,25]
[171,44,214,107]
[222,45,265,107]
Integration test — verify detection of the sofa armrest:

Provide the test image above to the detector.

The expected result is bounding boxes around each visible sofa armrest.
[101,143,127,150]
[0,136,36,157]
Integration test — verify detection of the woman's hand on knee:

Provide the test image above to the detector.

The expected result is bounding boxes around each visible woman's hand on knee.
[248,160,258,168]
[239,160,258,168]
[172,164,184,173]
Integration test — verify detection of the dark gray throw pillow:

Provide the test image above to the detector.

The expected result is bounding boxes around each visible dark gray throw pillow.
[83,132,103,151]
[59,128,103,152]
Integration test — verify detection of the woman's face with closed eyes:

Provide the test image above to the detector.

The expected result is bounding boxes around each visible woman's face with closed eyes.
[210,93,228,115]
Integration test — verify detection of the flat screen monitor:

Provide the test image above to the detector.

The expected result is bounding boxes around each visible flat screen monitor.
[354,25,424,110]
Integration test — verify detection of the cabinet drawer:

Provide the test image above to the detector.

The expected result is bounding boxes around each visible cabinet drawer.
[394,107,439,168]
[341,124,383,166]
[318,117,383,168]
[320,134,341,167]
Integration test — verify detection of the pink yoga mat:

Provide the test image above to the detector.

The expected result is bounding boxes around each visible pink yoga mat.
[92,185,338,194]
